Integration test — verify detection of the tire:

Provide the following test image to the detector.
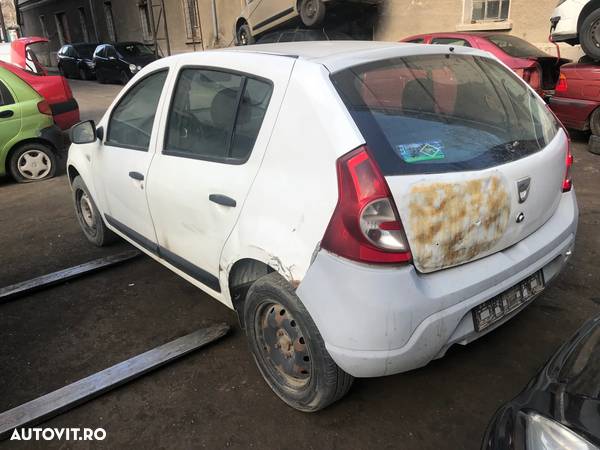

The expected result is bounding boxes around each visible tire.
[119,70,130,85]
[589,134,600,155]
[299,0,326,28]
[243,272,353,412]
[580,8,600,61]
[9,142,57,183]
[58,64,67,78]
[71,176,118,247]
[236,23,255,45]
[96,70,106,84]
[590,107,600,136]
[79,66,89,80]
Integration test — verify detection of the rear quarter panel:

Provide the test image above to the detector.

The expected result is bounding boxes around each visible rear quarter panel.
[220,60,364,293]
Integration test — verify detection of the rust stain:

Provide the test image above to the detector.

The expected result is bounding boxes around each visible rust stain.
[406,175,511,272]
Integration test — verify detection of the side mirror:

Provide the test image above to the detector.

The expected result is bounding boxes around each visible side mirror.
[70,120,97,144]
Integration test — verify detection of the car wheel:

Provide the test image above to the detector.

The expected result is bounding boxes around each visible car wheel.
[9,143,57,183]
[58,64,67,78]
[237,23,255,45]
[590,107,600,136]
[299,0,326,28]
[589,135,600,155]
[120,70,130,85]
[580,9,600,61]
[243,272,353,412]
[96,70,106,84]
[72,176,118,247]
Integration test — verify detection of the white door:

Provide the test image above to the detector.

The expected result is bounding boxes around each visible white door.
[93,69,169,248]
[146,62,289,293]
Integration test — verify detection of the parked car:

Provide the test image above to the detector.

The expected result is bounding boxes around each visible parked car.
[68,41,578,411]
[0,36,48,75]
[0,61,79,131]
[482,315,600,449]
[256,27,351,43]
[93,42,157,85]
[57,43,99,80]
[551,0,600,60]
[0,65,64,182]
[235,0,381,45]
[401,32,569,95]
[549,61,600,134]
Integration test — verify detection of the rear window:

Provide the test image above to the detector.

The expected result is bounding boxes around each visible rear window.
[487,34,550,58]
[331,54,559,175]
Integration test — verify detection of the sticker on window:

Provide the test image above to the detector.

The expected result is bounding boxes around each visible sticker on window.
[396,141,446,163]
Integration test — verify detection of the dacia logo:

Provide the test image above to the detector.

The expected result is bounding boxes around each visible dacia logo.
[517,177,531,204]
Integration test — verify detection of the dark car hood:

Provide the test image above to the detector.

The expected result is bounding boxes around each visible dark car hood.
[125,54,157,67]
[483,315,600,449]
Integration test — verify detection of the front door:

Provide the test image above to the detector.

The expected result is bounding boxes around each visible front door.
[250,0,290,32]
[146,63,284,293]
[92,69,169,249]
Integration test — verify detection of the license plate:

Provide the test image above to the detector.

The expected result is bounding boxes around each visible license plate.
[472,271,545,332]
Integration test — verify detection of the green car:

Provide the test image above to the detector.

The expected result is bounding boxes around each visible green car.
[0,65,64,182]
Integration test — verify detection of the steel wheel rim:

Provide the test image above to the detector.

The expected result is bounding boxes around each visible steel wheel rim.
[17,150,51,180]
[240,30,248,45]
[77,190,97,236]
[255,302,312,389]
[303,0,318,19]
[593,18,600,48]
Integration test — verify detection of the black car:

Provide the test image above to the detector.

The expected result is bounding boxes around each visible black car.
[255,27,352,44]
[57,43,99,80]
[93,42,157,85]
[483,315,600,450]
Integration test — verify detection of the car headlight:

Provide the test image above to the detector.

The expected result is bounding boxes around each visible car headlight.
[129,64,138,73]
[526,413,598,450]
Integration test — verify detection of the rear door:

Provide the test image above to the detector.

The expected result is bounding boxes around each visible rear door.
[92,69,169,247]
[146,57,294,293]
[331,52,567,273]
[0,76,20,157]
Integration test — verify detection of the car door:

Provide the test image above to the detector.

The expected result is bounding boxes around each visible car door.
[0,77,20,157]
[250,0,292,33]
[62,46,77,77]
[146,63,284,293]
[104,45,119,81]
[92,69,170,248]
[93,45,107,79]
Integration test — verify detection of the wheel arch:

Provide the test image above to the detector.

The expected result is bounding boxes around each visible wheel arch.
[67,164,81,184]
[235,16,250,33]
[578,0,600,33]
[6,137,57,170]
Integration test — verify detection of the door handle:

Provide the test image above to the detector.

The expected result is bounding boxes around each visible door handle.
[128,171,144,181]
[209,194,236,208]
[0,110,14,118]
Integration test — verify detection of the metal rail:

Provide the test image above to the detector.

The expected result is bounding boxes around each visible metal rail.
[0,323,230,439]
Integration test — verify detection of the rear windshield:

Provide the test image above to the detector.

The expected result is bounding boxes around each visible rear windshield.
[331,54,559,175]
[487,34,550,58]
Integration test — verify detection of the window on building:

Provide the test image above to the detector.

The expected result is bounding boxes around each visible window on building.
[38,15,48,38]
[54,12,71,45]
[471,0,510,23]
[139,1,153,42]
[104,1,117,42]
[181,0,202,43]
[78,7,90,42]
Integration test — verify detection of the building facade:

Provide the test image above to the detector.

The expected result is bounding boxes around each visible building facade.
[16,0,582,67]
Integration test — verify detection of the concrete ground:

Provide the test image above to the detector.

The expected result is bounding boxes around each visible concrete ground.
[1,79,599,449]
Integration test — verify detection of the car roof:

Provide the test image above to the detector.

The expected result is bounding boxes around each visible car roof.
[203,41,492,72]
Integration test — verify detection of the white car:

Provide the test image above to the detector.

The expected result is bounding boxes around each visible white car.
[234,0,381,45]
[551,0,600,59]
[68,41,578,411]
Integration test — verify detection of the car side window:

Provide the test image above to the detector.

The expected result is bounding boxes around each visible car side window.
[164,68,273,164]
[406,38,425,44]
[431,38,471,47]
[0,81,14,106]
[107,70,168,151]
[106,46,116,58]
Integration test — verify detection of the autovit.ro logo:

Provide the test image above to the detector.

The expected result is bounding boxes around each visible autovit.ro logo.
[10,427,107,441]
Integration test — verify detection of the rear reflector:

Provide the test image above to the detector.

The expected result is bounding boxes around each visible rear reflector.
[321,146,411,264]
[563,141,573,192]
[556,73,568,93]
[37,100,52,116]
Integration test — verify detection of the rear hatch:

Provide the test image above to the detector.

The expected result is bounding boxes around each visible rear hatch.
[331,51,568,273]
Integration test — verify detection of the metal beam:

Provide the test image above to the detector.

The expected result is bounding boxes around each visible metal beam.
[0,250,141,303]
[0,323,230,439]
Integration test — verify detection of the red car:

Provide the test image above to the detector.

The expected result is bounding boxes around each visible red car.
[549,62,600,136]
[401,32,569,95]
[0,37,79,130]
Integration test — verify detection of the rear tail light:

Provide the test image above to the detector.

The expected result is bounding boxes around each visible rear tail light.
[37,100,52,115]
[563,140,573,192]
[555,72,568,93]
[321,146,411,264]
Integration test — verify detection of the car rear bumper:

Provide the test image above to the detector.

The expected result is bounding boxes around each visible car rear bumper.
[297,191,578,378]
[41,124,67,153]
[549,96,599,131]
[51,98,80,130]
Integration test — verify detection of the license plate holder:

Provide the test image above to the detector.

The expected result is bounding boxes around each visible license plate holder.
[472,270,545,332]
